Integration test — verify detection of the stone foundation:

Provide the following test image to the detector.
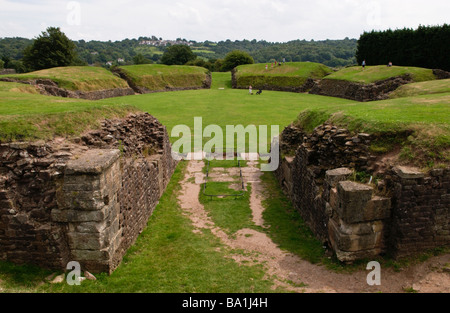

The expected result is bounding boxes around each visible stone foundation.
[275,123,450,262]
[0,113,177,273]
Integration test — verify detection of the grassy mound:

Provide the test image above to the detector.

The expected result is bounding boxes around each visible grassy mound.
[292,92,450,167]
[0,81,39,94]
[325,65,436,84]
[233,62,332,90]
[116,64,211,92]
[0,85,139,142]
[2,66,130,92]
[389,79,450,98]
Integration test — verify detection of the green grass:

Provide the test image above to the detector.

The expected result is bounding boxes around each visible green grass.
[0,72,448,167]
[0,87,139,141]
[325,65,436,84]
[234,62,332,88]
[2,66,129,91]
[117,64,210,91]
[104,75,354,149]
[390,79,450,98]
[200,160,254,235]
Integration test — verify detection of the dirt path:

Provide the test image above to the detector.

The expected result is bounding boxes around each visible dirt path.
[178,160,450,293]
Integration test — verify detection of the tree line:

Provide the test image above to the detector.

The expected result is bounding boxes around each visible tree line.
[0,29,357,73]
[356,24,450,71]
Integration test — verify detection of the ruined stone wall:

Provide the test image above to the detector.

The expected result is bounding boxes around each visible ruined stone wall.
[386,166,450,258]
[0,141,78,269]
[275,123,374,243]
[275,123,450,262]
[309,75,414,102]
[0,113,177,273]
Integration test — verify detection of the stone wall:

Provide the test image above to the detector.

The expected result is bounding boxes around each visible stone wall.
[309,75,414,102]
[386,166,450,258]
[0,113,177,273]
[275,123,449,262]
[231,68,317,93]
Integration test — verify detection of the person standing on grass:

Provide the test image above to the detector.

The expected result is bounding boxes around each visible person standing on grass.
[362,60,366,69]
[249,85,252,95]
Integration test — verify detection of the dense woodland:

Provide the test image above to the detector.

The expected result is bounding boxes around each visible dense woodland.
[0,36,357,72]
[356,24,450,71]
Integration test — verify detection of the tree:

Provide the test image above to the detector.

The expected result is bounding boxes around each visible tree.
[133,53,152,65]
[160,45,196,65]
[221,50,254,71]
[22,27,78,71]
[0,59,4,70]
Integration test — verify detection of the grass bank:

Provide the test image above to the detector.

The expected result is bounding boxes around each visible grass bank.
[116,64,210,91]
[2,66,129,92]
[325,65,436,84]
[389,79,450,98]
[0,83,139,142]
[233,62,331,90]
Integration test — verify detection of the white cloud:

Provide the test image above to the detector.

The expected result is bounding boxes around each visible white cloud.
[0,0,449,41]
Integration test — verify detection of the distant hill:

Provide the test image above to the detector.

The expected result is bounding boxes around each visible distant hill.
[0,36,357,70]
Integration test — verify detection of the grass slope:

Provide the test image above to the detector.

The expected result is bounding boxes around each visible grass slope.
[0,85,139,141]
[117,64,210,91]
[2,66,129,92]
[325,65,436,84]
[0,72,448,163]
[234,62,332,89]
[389,79,450,98]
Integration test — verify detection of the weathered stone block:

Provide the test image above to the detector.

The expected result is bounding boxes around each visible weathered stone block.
[393,166,425,180]
[336,181,373,224]
[364,196,391,221]
[65,149,120,175]
[51,206,109,223]
[328,218,385,262]
[326,168,354,188]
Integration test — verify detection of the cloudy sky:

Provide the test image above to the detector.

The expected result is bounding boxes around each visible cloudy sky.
[0,0,448,42]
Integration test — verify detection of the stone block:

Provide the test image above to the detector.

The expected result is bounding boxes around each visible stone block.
[336,181,373,224]
[364,196,391,221]
[328,218,385,262]
[71,248,111,261]
[68,232,105,250]
[51,206,109,223]
[393,166,425,180]
[326,168,354,188]
[65,149,120,175]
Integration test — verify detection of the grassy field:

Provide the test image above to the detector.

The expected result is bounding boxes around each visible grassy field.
[2,66,130,91]
[389,79,450,98]
[325,65,437,84]
[117,64,210,91]
[1,71,448,164]
[0,81,138,142]
[233,62,331,88]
